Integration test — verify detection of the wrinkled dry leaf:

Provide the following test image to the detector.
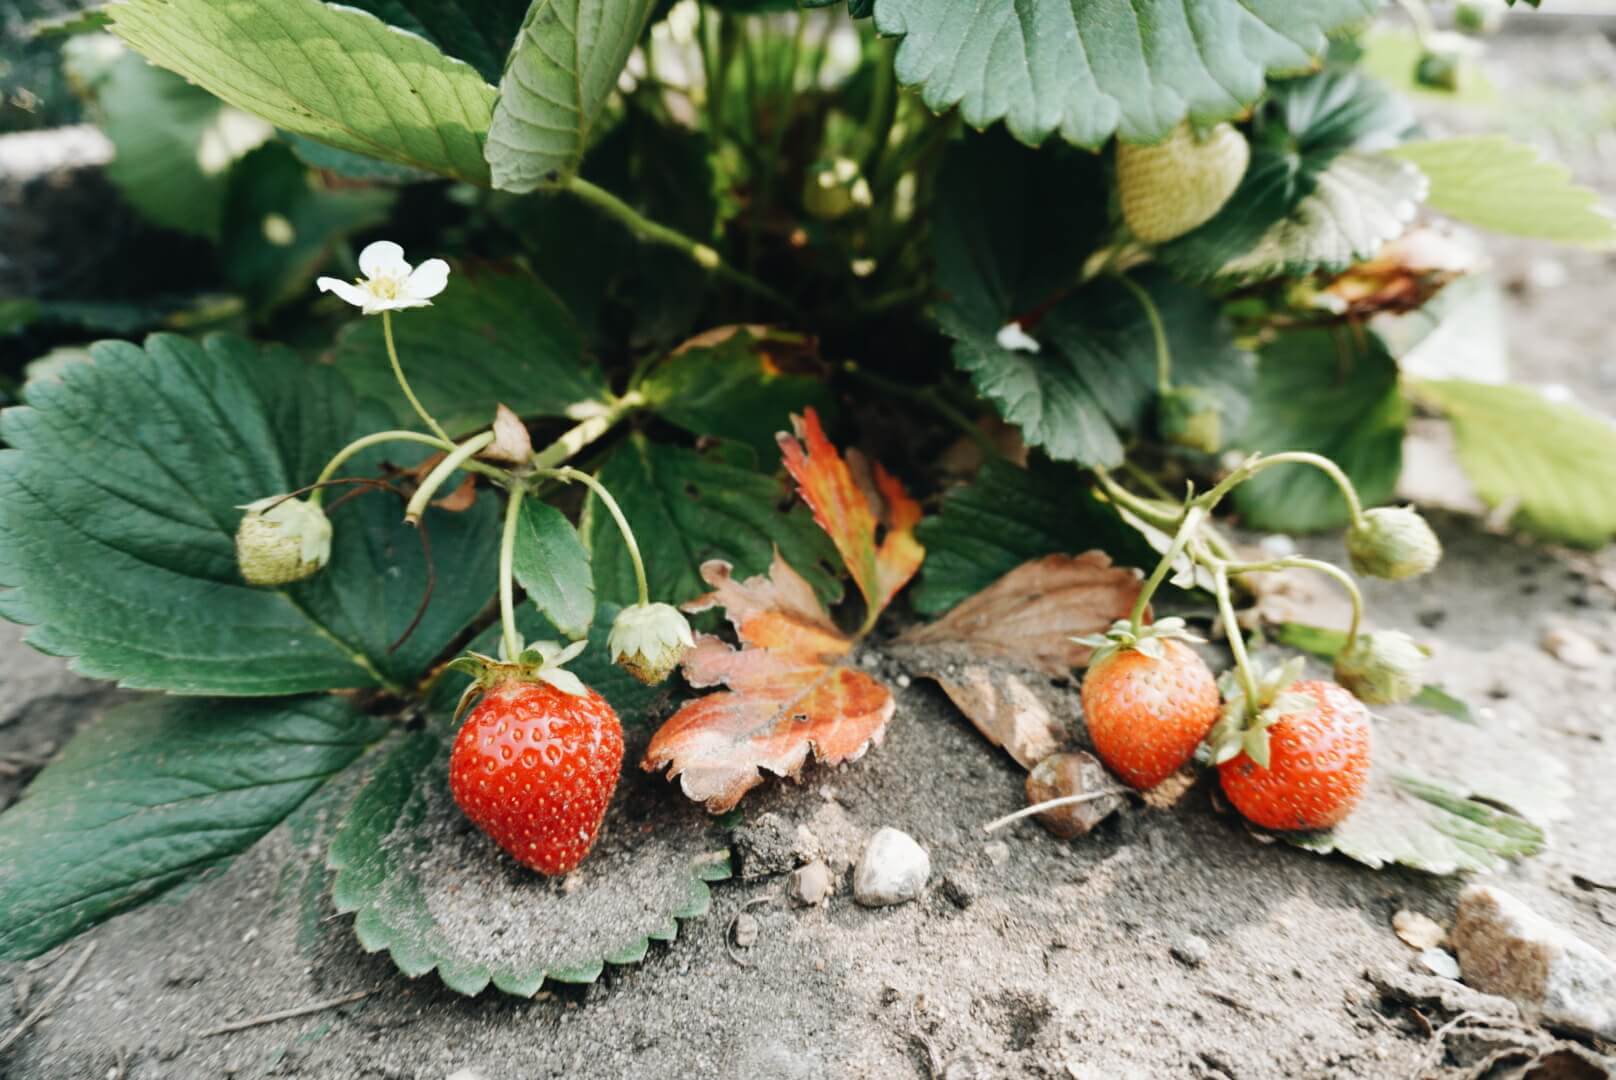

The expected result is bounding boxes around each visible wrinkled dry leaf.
[892,553,1140,769]
[482,403,533,464]
[641,555,893,813]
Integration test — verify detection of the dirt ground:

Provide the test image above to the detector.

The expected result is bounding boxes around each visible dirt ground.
[3,25,1616,1080]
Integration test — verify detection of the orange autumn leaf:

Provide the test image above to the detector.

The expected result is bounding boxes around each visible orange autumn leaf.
[640,554,894,813]
[778,408,924,629]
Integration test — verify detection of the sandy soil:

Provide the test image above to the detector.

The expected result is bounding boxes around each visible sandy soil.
[2,24,1616,1080]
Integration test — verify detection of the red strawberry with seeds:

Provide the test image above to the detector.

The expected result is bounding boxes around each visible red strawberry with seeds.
[1217,679,1371,831]
[1081,633,1220,790]
[449,680,624,876]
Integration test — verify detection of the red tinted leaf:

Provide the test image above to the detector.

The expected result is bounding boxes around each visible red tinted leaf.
[641,555,893,813]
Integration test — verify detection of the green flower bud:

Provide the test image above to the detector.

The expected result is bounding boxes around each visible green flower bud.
[1157,385,1224,455]
[802,157,872,222]
[607,602,695,685]
[1415,49,1462,92]
[1347,506,1443,581]
[1335,630,1428,705]
[235,496,332,586]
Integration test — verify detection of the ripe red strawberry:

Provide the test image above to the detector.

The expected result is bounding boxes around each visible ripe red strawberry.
[1082,637,1220,790]
[1218,680,1371,831]
[449,680,624,876]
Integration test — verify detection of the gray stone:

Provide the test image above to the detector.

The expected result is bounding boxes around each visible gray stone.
[982,841,1010,868]
[787,860,833,907]
[853,828,929,908]
[1453,884,1616,1040]
[730,812,806,880]
[1171,934,1211,968]
[732,912,760,949]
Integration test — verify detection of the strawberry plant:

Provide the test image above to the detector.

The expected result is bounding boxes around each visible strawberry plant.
[0,0,1602,997]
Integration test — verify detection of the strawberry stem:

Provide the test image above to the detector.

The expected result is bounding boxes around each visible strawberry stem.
[1213,563,1263,716]
[1129,504,1205,633]
[1114,273,1173,395]
[382,310,453,445]
[539,466,651,608]
[310,429,507,508]
[529,392,645,472]
[1222,555,1365,647]
[499,484,526,661]
[405,431,496,523]
[1195,451,1366,527]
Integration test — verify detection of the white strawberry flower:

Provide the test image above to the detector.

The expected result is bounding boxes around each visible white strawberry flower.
[317,240,449,315]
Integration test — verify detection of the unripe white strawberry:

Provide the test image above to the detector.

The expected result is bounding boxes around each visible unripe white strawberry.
[1347,507,1442,581]
[1117,122,1250,244]
[607,602,695,685]
[235,496,332,587]
[1335,630,1428,705]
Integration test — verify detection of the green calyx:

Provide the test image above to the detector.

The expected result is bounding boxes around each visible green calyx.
[1335,630,1428,705]
[1346,506,1443,581]
[1206,656,1314,769]
[1074,615,1204,669]
[446,639,589,725]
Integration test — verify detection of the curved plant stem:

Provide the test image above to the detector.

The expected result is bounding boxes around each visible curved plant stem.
[1129,505,1204,631]
[1195,450,1366,526]
[383,311,452,445]
[310,430,507,507]
[405,431,496,523]
[1093,466,1182,531]
[1214,564,1262,714]
[529,393,645,472]
[539,466,650,607]
[1223,555,1366,647]
[499,484,526,661]
[1115,273,1173,395]
[560,176,794,312]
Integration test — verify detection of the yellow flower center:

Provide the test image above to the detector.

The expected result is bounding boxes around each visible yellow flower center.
[369,275,401,300]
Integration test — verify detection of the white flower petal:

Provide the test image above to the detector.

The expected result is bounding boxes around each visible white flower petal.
[318,277,374,310]
[995,321,1041,353]
[404,258,450,301]
[367,296,431,314]
[358,240,410,281]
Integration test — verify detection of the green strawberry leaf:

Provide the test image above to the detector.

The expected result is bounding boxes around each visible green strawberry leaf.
[511,499,595,642]
[0,694,385,961]
[333,0,530,84]
[329,606,726,997]
[1285,708,1569,875]
[0,333,499,695]
[484,0,661,191]
[331,263,606,435]
[1386,136,1616,247]
[63,36,269,241]
[1232,329,1407,533]
[109,0,496,185]
[1411,379,1616,548]
[584,435,842,608]
[1270,622,1473,724]
[1160,71,1425,285]
[221,143,397,315]
[912,459,1158,617]
[639,329,835,466]
[874,0,1373,149]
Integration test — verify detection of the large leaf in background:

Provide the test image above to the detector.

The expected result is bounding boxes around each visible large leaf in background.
[1287,706,1570,875]
[873,0,1374,149]
[643,410,924,811]
[328,606,727,997]
[1161,72,1425,285]
[496,108,717,350]
[0,695,384,961]
[912,459,1158,616]
[1386,136,1616,247]
[640,328,835,465]
[511,499,594,641]
[0,334,499,695]
[933,134,1250,467]
[584,435,841,609]
[1412,380,1616,548]
[62,36,271,240]
[109,0,496,185]
[1232,330,1407,533]
[331,263,605,435]
[336,0,530,84]
[221,143,395,314]
[484,0,660,190]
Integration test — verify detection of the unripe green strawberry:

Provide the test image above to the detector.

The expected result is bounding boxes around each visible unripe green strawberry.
[1157,385,1224,454]
[1347,507,1442,581]
[607,602,694,685]
[235,496,332,586]
[1117,122,1250,244]
[1334,630,1427,705]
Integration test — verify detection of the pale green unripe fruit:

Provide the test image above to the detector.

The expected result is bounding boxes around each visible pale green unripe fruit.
[1157,385,1224,455]
[235,496,332,587]
[608,602,695,685]
[1117,122,1250,244]
[1347,506,1443,581]
[1335,630,1427,705]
